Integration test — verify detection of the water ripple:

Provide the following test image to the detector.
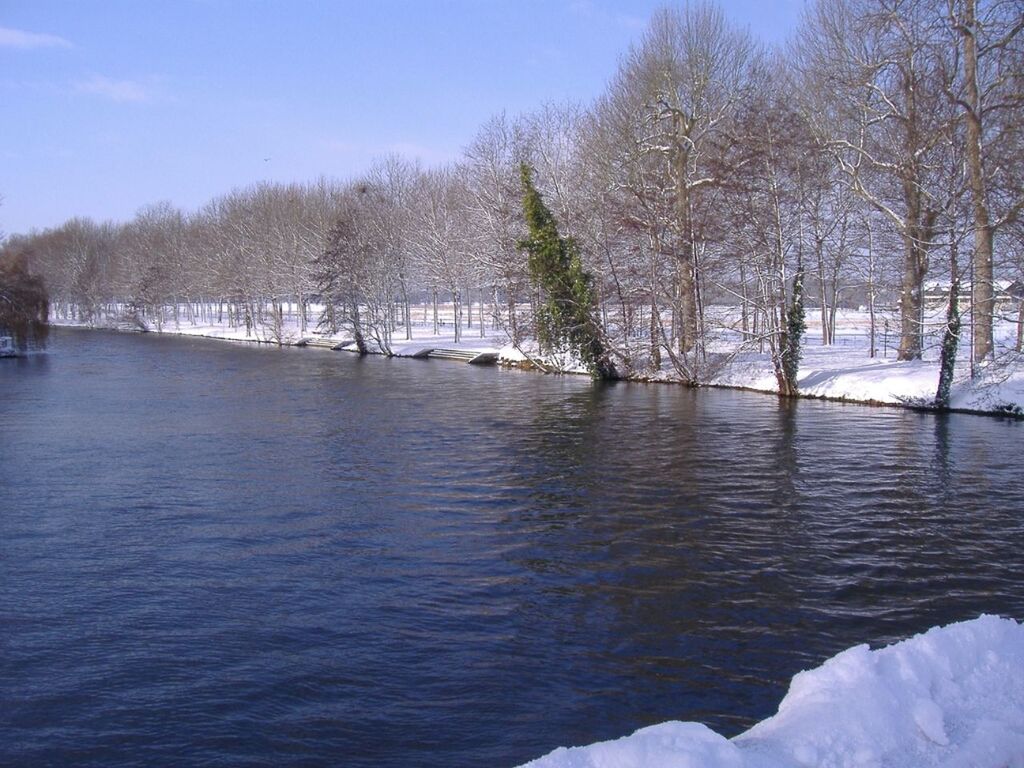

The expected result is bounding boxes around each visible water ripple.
[0,329,1022,767]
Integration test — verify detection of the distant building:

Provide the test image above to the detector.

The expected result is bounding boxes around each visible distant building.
[923,279,1019,311]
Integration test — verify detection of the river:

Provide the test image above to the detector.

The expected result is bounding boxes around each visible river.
[2,328,1022,767]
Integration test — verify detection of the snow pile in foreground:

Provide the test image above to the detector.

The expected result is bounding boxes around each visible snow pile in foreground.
[522,615,1024,768]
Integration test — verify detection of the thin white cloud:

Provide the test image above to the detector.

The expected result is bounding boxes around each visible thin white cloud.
[75,75,151,103]
[0,26,73,50]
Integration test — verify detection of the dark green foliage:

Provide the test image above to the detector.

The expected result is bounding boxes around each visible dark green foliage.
[0,251,49,351]
[782,267,805,394]
[518,164,616,380]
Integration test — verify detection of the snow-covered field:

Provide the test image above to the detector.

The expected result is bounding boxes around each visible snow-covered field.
[54,304,1024,416]
[710,308,1024,415]
[522,615,1024,768]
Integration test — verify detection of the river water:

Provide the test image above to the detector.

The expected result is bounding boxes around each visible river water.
[1,328,1022,767]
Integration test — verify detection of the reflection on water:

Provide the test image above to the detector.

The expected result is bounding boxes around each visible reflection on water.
[1,328,1022,767]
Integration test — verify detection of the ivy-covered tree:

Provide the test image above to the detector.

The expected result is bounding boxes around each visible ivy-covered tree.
[935,276,962,410]
[0,251,50,351]
[519,164,616,380]
[781,267,805,396]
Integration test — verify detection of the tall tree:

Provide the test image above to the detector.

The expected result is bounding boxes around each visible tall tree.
[602,3,761,365]
[408,166,472,344]
[798,0,952,361]
[463,114,530,343]
[947,0,1024,362]
[519,163,616,379]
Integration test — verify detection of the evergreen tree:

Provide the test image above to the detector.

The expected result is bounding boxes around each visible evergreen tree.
[518,163,616,380]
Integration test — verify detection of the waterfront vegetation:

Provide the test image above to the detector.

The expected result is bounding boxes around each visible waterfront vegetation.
[0,250,49,352]
[2,0,1023,407]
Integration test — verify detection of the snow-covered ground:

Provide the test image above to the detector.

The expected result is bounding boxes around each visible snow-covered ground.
[710,308,1024,415]
[521,615,1024,768]
[54,304,1024,416]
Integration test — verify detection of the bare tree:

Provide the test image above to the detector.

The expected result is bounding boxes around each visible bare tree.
[798,0,953,361]
[407,166,473,344]
[946,0,1024,361]
[463,113,530,342]
[598,3,762,375]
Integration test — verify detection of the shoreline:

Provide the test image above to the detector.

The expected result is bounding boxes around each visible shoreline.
[52,321,1024,421]
[522,615,1024,768]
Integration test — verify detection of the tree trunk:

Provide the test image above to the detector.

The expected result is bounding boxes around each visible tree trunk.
[958,0,995,363]
[866,223,877,358]
[402,283,412,341]
[452,287,462,344]
[739,261,750,338]
[936,244,962,410]
[351,304,367,354]
[507,291,518,345]
[649,295,661,370]
[897,197,934,361]
[673,140,699,355]
[895,55,934,363]
[817,241,830,345]
[1016,300,1023,352]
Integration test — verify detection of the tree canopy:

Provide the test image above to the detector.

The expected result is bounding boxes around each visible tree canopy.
[3,0,1022,397]
[0,251,50,351]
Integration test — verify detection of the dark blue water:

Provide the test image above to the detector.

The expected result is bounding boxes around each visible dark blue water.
[2,328,1022,767]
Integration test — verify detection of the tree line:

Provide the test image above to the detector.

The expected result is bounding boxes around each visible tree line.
[3,0,1022,397]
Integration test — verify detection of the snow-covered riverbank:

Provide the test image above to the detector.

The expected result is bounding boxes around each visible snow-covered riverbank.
[522,615,1024,768]
[53,307,1024,417]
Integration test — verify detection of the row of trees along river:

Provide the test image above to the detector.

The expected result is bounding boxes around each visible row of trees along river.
[3,0,1023,400]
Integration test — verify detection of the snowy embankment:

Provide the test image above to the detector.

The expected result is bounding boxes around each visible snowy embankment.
[695,306,1024,415]
[55,305,1024,416]
[712,340,1024,415]
[522,615,1024,768]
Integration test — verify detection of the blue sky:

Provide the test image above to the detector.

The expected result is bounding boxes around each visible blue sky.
[1,1,802,235]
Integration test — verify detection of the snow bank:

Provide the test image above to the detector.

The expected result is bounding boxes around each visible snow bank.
[522,615,1024,768]
[53,307,1024,416]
